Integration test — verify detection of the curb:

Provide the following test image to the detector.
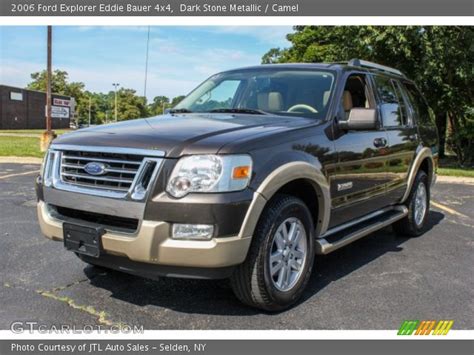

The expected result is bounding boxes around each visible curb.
[0,157,43,164]
[436,175,474,185]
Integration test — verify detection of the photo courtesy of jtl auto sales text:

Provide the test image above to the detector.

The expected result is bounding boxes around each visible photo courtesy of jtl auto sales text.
[0,0,472,354]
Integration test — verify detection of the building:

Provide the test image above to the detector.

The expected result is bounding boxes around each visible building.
[0,85,73,129]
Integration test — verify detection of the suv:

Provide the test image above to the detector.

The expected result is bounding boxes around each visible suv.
[36,59,438,311]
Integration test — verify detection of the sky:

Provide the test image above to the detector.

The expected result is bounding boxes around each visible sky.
[0,26,292,100]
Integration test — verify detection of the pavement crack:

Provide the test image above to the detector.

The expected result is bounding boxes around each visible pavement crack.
[3,277,124,329]
[48,278,91,293]
[36,289,125,328]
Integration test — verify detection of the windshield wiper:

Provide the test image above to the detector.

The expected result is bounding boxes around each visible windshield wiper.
[207,108,266,115]
[169,108,193,114]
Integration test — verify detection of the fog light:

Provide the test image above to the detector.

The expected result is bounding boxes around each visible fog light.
[172,224,214,240]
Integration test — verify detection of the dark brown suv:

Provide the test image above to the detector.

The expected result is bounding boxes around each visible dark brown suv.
[36,59,438,311]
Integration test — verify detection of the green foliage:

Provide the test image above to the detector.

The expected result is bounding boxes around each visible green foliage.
[148,96,170,116]
[27,70,85,100]
[263,26,474,165]
[27,70,185,124]
[171,95,185,107]
[115,88,148,121]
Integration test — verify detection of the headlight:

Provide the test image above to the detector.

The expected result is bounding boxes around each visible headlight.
[41,149,56,187]
[167,155,252,198]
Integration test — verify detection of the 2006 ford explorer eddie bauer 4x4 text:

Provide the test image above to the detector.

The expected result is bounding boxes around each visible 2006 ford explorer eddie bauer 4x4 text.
[36,60,438,311]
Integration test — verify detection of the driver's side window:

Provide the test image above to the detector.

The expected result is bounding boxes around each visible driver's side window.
[341,74,372,119]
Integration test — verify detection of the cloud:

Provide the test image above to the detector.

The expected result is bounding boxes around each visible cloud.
[208,26,293,46]
[1,26,291,100]
[1,60,44,88]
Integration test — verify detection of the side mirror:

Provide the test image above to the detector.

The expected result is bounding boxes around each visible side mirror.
[338,108,377,130]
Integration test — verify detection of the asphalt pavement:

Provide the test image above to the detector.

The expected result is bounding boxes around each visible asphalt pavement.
[0,162,473,330]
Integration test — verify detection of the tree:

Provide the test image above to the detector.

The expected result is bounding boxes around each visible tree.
[115,88,148,121]
[27,69,187,124]
[148,96,170,116]
[263,26,474,165]
[171,95,186,107]
[28,70,85,101]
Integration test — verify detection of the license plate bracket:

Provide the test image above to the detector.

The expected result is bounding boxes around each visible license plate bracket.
[63,223,105,258]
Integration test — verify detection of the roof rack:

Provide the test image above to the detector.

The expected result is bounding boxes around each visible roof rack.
[347,59,405,77]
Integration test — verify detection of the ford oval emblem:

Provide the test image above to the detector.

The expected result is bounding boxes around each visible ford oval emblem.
[84,162,107,176]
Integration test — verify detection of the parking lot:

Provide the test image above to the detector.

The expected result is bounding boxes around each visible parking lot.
[0,161,473,330]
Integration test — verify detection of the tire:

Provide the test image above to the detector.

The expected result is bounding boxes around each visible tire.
[393,170,430,237]
[230,194,315,311]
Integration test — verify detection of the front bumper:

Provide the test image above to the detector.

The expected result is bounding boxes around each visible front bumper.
[37,201,252,272]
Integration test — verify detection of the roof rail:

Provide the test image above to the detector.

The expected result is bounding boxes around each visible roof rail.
[348,59,405,77]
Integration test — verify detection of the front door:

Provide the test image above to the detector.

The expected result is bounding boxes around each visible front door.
[330,73,390,228]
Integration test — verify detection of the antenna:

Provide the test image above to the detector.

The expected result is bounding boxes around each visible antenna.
[144,26,151,99]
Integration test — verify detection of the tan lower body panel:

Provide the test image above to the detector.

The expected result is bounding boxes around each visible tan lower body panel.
[37,201,252,268]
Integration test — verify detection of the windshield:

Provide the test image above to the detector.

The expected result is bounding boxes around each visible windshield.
[174,68,336,119]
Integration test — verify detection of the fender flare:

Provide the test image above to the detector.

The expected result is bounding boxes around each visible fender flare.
[238,161,331,239]
[400,147,435,203]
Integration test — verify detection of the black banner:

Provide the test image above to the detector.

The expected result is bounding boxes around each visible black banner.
[1,339,473,355]
[1,0,474,16]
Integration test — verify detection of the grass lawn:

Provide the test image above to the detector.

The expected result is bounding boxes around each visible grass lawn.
[0,136,44,158]
[438,167,474,178]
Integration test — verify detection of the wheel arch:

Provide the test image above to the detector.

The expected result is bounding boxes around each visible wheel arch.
[238,161,331,240]
[400,146,436,204]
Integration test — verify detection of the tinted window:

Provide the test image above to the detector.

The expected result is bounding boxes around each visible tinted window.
[393,81,409,125]
[175,69,336,119]
[403,82,434,125]
[373,75,403,127]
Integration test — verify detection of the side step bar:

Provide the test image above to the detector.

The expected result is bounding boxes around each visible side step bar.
[315,205,408,255]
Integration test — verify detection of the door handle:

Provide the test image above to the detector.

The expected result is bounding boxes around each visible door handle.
[373,137,387,148]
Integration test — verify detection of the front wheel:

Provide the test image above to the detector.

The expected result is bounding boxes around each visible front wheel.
[230,194,315,311]
[393,170,430,237]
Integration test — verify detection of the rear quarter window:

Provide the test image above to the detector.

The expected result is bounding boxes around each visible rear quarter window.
[403,82,435,126]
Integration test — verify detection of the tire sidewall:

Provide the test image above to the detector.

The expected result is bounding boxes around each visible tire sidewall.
[409,171,430,234]
[260,198,315,308]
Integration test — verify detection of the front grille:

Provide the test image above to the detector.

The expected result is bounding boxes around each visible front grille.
[52,205,139,233]
[60,150,144,192]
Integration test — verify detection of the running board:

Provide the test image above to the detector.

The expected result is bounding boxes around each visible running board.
[315,205,408,255]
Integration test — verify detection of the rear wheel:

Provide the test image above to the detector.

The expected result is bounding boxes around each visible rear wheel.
[393,170,430,237]
[230,194,315,311]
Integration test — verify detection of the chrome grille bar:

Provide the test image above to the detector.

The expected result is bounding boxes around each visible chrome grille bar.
[61,172,134,184]
[61,163,138,175]
[62,155,142,165]
[45,145,164,200]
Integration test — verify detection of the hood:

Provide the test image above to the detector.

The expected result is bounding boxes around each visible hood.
[53,113,317,157]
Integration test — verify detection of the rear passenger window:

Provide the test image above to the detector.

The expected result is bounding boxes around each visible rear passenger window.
[373,75,404,127]
[393,81,409,125]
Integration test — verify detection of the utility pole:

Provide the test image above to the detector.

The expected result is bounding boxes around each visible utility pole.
[41,25,54,152]
[46,26,52,132]
[112,83,119,122]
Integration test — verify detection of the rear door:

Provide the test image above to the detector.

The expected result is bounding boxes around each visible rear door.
[371,75,418,204]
